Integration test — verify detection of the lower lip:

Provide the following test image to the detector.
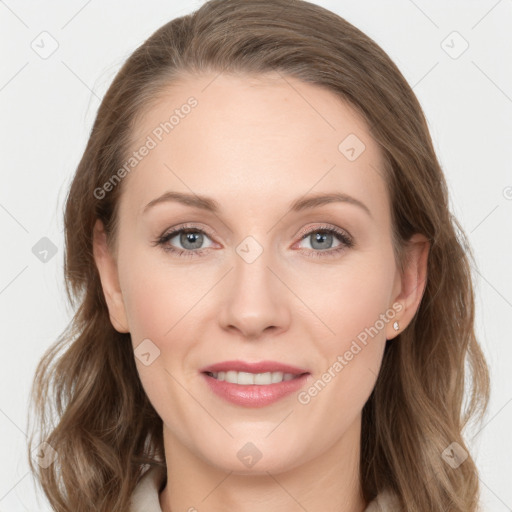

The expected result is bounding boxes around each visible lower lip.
[201,372,310,407]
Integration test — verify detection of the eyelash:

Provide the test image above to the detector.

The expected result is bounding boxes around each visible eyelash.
[152,223,354,259]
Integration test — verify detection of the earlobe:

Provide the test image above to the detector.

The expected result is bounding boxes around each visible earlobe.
[92,219,130,333]
[387,233,430,340]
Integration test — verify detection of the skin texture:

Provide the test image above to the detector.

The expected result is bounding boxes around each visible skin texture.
[93,72,429,512]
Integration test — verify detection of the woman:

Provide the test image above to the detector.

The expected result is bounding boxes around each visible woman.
[27,0,490,510]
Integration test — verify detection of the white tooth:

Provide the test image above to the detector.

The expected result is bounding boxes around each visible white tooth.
[237,371,255,385]
[225,371,238,384]
[271,371,284,383]
[254,372,273,385]
[213,370,296,385]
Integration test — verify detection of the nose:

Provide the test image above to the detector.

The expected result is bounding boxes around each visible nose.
[217,245,291,340]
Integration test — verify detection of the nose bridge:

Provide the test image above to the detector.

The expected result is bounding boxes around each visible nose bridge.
[232,232,278,301]
[218,231,290,337]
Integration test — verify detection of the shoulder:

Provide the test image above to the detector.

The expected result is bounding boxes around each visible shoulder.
[129,465,167,512]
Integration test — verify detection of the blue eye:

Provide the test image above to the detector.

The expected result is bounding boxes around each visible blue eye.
[153,223,354,259]
[154,227,214,258]
[301,228,353,256]
[296,226,354,258]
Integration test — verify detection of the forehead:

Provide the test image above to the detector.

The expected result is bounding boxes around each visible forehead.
[120,71,389,221]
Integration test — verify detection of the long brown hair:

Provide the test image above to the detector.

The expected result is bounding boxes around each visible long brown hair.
[27,1,490,510]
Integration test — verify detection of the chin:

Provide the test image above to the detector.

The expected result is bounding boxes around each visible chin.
[198,439,309,476]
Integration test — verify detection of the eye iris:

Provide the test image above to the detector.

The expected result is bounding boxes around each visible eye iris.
[310,231,333,250]
[181,230,203,250]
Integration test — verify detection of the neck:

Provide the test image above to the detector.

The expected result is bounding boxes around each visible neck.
[159,414,367,512]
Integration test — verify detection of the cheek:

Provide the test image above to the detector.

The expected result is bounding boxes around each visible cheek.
[122,280,169,345]
[118,254,195,430]
[118,241,194,340]
[298,257,395,409]
[117,245,207,391]
[298,254,396,349]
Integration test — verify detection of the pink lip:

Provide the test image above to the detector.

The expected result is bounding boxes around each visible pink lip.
[199,360,309,375]
[201,372,310,407]
[199,360,311,408]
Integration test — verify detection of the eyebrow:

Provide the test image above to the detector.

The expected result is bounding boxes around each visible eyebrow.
[143,191,372,218]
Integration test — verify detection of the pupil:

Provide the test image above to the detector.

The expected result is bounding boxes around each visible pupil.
[311,232,332,250]
[181,231,203,249]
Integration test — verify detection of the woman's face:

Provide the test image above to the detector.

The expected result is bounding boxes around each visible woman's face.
[94,71,424,475]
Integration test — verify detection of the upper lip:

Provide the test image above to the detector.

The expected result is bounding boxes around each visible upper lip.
[199,360,310,375]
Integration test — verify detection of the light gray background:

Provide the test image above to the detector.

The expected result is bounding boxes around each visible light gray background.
[1,1,511,510]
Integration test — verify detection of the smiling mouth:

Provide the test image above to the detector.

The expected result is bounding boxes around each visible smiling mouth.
[203,370,308,385]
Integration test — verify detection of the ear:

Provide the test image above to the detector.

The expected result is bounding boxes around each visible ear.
[92,219,130,333]
[387,233,430,340]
